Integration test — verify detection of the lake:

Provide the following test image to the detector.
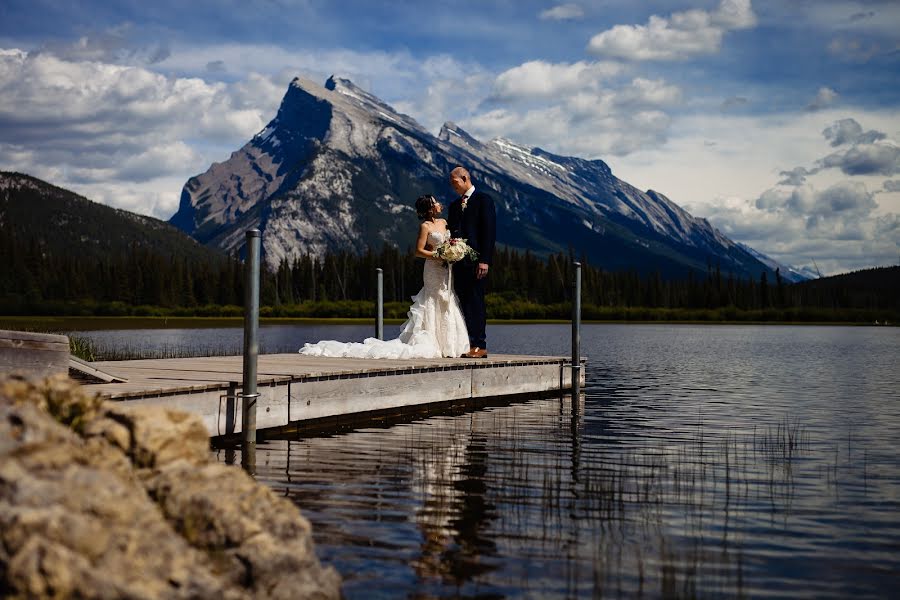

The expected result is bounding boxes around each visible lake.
[71,323,900,598]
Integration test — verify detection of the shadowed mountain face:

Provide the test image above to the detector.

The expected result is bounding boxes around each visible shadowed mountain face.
[170,76,776,279]
[0,171,223,265]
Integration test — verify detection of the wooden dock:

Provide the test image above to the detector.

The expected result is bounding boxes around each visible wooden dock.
[79,354,584,440]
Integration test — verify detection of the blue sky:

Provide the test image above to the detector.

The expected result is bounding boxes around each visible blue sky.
[1,0,898,273]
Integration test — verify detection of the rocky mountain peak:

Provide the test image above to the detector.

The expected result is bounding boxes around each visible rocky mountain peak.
[438,122,482,149]
[325,75,369,97]
[170,76,779,280]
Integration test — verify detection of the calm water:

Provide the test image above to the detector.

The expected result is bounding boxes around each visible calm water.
[76,324,900,598]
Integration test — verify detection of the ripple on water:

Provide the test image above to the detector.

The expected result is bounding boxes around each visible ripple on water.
[204,325,899,598]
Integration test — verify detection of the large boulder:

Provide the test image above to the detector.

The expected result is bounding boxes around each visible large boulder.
[0,375,342,599]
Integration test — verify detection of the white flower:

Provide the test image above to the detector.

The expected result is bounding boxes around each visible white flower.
[435,238,478,263]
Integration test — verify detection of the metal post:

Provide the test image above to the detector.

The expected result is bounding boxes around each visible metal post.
[571,261,582,398]
[241,229,261,447]
[376,267,384,340]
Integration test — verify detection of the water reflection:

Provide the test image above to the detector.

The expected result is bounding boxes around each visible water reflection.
[83,323,900,597]
[412,425,499,587]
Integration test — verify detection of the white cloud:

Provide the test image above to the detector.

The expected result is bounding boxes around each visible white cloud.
[0,48,271,217]
[490,60,623,101]
[609,108,900,273]
[586,0,756,61]
[465,65,680,158]
[691,181,896,273]
[539,3,584,21]
[615,77,682,108]
[806,86,838,111]
[883,180,900,193]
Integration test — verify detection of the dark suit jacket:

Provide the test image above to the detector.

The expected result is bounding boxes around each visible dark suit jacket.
[448,190,497,265]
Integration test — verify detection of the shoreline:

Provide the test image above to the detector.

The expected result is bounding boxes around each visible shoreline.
[1,315,894,332]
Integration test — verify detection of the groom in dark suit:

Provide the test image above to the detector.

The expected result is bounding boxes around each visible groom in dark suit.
[448,166,496,358]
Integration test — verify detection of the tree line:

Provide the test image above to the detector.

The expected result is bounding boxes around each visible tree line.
[1,226,897,321]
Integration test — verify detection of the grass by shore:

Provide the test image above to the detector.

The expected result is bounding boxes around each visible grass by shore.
[2,312,894,334]
[0,315,400,331]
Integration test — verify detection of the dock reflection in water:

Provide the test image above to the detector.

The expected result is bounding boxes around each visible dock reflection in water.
[207,325,900,598]
[215,387,897,599]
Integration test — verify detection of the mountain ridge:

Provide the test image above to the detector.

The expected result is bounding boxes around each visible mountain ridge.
[1,171,223,264]
[170,76,778,280]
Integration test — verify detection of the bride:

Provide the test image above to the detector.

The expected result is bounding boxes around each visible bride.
[299,195,470,359]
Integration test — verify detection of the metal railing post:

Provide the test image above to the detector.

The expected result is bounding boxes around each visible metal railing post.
[376,267,384,340]
[241,229,261,447]
[571,261,582,398]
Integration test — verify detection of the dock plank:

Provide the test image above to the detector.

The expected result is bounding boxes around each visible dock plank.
[78,353,584,437]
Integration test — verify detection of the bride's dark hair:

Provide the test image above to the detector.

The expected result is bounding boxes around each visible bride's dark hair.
[415,194,437,220]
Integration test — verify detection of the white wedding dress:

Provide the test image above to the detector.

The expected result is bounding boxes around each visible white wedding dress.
[299,230,470,359]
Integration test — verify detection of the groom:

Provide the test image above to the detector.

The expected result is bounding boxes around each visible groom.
[448,165,496,359]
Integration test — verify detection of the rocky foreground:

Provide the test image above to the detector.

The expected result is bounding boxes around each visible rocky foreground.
[0,375,342,599]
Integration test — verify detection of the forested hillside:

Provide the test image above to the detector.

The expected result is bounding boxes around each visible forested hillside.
[2,172,896,322]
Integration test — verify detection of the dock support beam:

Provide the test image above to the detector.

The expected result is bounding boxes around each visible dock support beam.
[241,229,261,451]
[571,261,582,399]
[376,267,384,340]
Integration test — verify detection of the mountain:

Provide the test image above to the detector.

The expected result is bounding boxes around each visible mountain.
[0,171,225,264]
[170,76,777,279]
[736,243,813,283]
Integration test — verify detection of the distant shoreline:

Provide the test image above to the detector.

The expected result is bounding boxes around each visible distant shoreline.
[2,315,894,332]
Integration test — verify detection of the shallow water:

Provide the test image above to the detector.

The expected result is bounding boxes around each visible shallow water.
[77,324,900,597]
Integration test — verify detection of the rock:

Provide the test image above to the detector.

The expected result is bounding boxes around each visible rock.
[101,403,212,469]
[0,375,342,599]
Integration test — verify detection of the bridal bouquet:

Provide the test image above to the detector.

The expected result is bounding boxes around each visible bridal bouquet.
[434,237,478,263]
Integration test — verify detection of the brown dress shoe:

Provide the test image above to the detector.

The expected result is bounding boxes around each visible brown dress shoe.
[464,347,488,358]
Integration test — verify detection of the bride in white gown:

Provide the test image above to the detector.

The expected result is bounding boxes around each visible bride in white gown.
[299,195,470,359]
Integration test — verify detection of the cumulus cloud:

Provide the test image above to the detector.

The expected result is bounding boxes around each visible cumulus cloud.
[615,77,682,107]
[462,56,683,157]
[875,213,900,238]
[467,101,671,158]
[778,166,815,186]
[806,86,838,111]
[694,181,896,273]
[777,118,897,186]
[586,0,756,61]
[819,142,900,176]
[490,60,623,101]
[823,118,885,146]
[883,180,900,192]
[539,3,584,21]
[0,48,271,217]
[390,54,494,133]
[468,63,680,158]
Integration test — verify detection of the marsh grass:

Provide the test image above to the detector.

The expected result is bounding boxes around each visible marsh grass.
[68,333,246,361]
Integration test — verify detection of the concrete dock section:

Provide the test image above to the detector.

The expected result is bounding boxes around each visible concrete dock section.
[80,354,585,440]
